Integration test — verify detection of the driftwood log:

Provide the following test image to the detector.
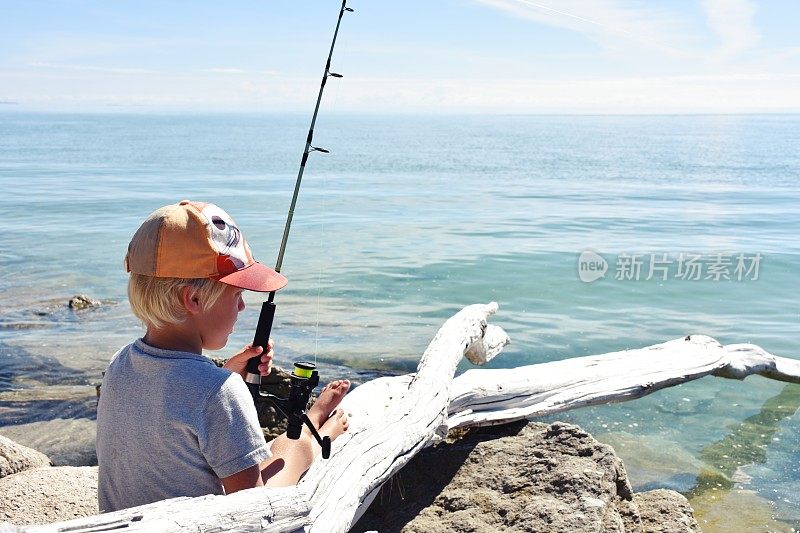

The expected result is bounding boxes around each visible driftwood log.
[448,333,800,430]
[4,302,799,533]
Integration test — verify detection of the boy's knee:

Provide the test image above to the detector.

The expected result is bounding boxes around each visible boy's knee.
[297,432,322,458]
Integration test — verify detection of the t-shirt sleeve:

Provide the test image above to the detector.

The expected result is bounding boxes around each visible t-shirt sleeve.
[196,372,271,480]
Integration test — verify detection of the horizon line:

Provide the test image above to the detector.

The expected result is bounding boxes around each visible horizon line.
[2,107,800,118]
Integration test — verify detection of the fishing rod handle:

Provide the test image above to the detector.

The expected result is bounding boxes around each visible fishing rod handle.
[252,300,276,351]
[245,301,276,397]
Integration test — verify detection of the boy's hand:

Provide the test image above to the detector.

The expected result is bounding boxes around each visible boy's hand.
[223,339,274,382]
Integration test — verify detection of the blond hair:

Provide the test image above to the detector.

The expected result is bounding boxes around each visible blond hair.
[127,273,228,329]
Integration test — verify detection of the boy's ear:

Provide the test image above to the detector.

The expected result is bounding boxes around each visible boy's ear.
[180,285,202,315]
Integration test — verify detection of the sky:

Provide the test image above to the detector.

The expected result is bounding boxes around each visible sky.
[1,0,799,114]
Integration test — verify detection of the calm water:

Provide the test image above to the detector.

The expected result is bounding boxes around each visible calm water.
[1,112,798,530]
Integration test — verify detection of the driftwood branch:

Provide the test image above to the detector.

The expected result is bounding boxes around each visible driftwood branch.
[6,303,798,533]
[447,334,800,431]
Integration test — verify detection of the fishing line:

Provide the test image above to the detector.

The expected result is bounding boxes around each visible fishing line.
[313,189,325,368]
[246,0,354,402]
[312,17,349,368]
[312,102,333,368]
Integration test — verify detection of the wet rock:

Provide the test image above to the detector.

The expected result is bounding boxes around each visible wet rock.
[0,434,52,479]
[634,489,701,533]
[1,418,97,467]
[68,295,100,311]
[354,421,699,533]
[255,366,341,441]
[594,431,706,490]
[0,466,98,525]
[208,360,293,440]
[256,366,293,441]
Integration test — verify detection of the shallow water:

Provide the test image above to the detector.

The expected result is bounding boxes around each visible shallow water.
[0,112,798,530]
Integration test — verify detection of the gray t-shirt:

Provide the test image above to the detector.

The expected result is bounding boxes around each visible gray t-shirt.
[96,339,270,512]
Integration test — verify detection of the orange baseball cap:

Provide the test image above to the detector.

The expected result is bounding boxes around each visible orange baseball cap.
[125,200,287,292]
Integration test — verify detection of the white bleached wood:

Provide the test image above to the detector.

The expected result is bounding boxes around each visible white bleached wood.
[717,343,800,382]
[19,486,308,533]
[447,334,800,431]
[6,305,799,533]
[465,323,510,365]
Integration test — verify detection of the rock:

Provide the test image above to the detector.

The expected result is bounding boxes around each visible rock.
[255,366,349,441]
[0,466,98,525]
[1,419,97,467]
[634,489,701,533]
[208,362,323,442]
[255,366,336,441]
[593,431,706,490]
[0,422,701,532]
[353,421,699,533]
[0,435,51,479]
[67,295,100,310]
[255,366,293,440]
[207,361,294,441]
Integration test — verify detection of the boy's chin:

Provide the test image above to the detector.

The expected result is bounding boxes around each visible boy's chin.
[205,339,228,351]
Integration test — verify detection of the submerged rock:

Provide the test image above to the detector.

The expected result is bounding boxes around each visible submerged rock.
[0,435,52,479]
[68,295,100,311]
[634,489,701,533]
[1,418,97,467]
[354,421,700,532]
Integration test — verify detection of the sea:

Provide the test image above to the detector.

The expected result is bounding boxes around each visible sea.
[0,112,798,531]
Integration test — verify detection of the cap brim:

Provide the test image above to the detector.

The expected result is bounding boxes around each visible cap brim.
[217,262,288,292]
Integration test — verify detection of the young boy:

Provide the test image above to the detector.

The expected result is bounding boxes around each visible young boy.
[96,200,350,512]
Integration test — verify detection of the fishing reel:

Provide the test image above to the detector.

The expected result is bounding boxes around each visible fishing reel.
[247,305,331,459]
[258,361,332,459]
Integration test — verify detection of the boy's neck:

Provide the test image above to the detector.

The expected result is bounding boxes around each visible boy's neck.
[143,324,202,355]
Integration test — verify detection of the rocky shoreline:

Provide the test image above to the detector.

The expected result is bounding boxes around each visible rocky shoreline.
[0,420,699,531]
[353,421,699,532]
[1,343,700,531]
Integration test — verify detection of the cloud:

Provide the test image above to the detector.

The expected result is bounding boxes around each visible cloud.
[26,63,283,78]
[3,69,798,113]
[335,73,800,113]
[472,0,691,56]
[699,0,760,59]
[29,62,155,75]
[18,34,203,66]
[201,68,280,76]
[203,68,245,74]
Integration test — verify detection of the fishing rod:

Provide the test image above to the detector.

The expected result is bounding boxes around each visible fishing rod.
[245,0,353,458]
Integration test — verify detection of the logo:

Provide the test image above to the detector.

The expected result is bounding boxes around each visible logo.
[578,251,608,283]
[576,251,762,283]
